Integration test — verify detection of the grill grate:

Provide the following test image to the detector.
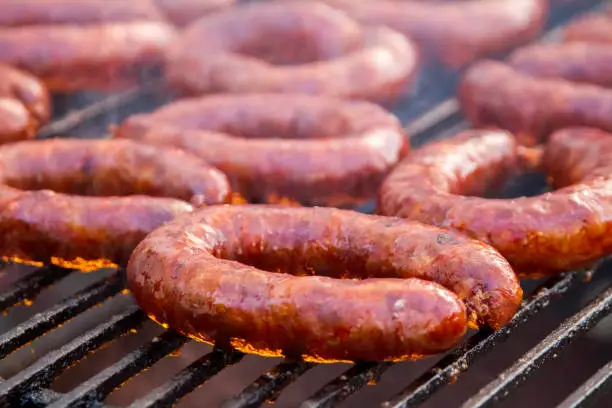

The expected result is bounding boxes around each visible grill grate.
[1,0,612,407]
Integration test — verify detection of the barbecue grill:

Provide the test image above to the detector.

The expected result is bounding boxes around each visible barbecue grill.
[1,1,612,407]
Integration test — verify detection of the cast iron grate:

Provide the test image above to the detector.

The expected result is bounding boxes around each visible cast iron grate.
[1,0,611,407]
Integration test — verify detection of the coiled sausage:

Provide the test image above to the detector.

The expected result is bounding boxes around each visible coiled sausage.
[0,64,50,143]
[127,205,522,362]
[508,42,612,88]
[458,60,612,146]
[379,128,612,277]
[114,93,408,207]
[301,0,547,68]
[165,2,418,103]
[0,22,176,92]
[0,138,230,270]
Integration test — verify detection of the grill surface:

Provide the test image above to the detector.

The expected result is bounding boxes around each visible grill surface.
[1,1,612,407]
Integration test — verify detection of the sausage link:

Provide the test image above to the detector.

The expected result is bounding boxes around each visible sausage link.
[114,93,408,207]
[379,128,612,277]
[0,138,230,269]
[0,0,166,26]
[154,0,237,27]
[165,2,418,103]
[128,205,522,362]
[0,64,50,143]
[303,0,547,67]
[458,60,612,146]
[0,22,176,92]
[563,13,612,44]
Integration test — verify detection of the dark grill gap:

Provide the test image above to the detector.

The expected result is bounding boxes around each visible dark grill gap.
[1,0,611,407]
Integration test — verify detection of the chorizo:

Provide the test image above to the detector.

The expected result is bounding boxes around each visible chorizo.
[114,93,408,207]
[164,2,418,103]
[0,64,50,143]
[508,42,612,88]
[153,0,237,27]
[127,205,522,362]
[378,128,612,277]
[458,60,612,146]
[0,22,176,92]
[303,0,547,68]
[563,13,612,44]
[0,0,166,26]
[0,138,230,270]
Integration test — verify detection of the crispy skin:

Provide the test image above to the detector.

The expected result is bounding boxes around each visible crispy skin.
[114,93,408,207]
[563,14,612,44]
[509,42,612,87]
[311,0,547,67]
[0,138,231,269]
[378,128,612,277]
[127,205,519,361]
[154,0,237,27]
[0,64,50,143]
[0,0,165,26]
[165,2,418,103]
[458,60,612,146]
[0,22,176,92]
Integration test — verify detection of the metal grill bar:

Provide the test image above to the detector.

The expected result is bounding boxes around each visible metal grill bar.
[0,266,73,311]
[45,330,187,408]
[0,306,145,406]
[381,273,579,408]
[461,283,612,408]
[558,359,612,408]
[128,349,244,408]
[0,271,123,359]
[222,361,315,408]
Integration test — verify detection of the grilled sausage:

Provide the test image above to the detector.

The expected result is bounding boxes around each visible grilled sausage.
[303,0,547,67]
[0,0,166,26]
[114,93,408,207]
[508,42,612,88]
[0,138,230,270]
[379,128,612,277]
[0,64,50,143]
[0,22,176,92]
[165,2,418,103]
[154,0,237,27]
[458,60,612,146]
[127,205,522,362]
[563,14,612,44]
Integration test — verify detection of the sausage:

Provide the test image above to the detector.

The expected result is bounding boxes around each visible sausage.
[0,138,231,270]
[154,0,237,27]
[0,64,50,144]
[458,60,612,146]
[0,22,176,92]
[305,0,547,68]
[563,14,612,44]
[164,2,418,103]
[0,0,166,26]
[114,93,408,207]
[127,205,522,362]
[378,128,612,277]
[508,42,612,88]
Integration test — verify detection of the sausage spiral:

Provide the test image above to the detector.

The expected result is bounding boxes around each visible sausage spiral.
[0,138,230,270]
[127,205,522,362]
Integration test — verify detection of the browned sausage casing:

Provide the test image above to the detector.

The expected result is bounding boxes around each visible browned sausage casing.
[114,93,408,207]
[508,42,612,88]
[379,128,612,277]
[0,22,176,92]
[127,205,522,362]
[0,64,50,143]
[0,138,230,270]
[308,0,547,67]
[458,60,612,146]
[165,2,418,103]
